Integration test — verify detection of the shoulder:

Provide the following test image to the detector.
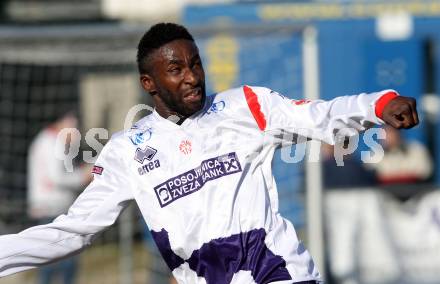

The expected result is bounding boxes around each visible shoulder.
[94,130,134,169]
[95,114,155,162]
[111,114,155,147]
[28,130,54,159]
[207,85,275,131]
[30,130,51,147]
[215,85,273,99]
[212,85,275,107]
[243,85,274,96]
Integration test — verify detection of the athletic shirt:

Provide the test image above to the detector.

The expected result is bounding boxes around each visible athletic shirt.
[0,86,394,283]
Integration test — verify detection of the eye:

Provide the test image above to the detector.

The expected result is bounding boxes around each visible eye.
[192,59,202,69]
[168,66,181,74]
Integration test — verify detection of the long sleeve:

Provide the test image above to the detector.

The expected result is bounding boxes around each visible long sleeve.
[0,137,135,277]
[243,85,396,145]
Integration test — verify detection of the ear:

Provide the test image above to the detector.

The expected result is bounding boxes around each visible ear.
[140,74,156,95]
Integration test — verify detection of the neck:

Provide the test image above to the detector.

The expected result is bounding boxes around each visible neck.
[153,97,186,125]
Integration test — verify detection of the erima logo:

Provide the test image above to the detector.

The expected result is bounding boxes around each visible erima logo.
[154,152,242,207]
[134,146,157,164]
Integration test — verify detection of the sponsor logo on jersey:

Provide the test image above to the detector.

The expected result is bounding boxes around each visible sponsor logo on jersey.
[179,140,192,155]
[129,128,152,145]
[134,145,157,164]
[138,160,161,175]
[92,165,104,175]
[206,100,225,114]
[154,152,242,207]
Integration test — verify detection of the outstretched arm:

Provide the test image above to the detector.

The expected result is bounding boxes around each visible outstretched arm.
[0,137,135,277]
[242,86,418,144]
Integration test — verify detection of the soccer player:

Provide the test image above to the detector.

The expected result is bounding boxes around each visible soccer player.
[0,23,419,284]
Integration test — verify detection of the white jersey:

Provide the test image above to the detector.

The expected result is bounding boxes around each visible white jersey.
[27,128,84,219]
[0,86,394,283]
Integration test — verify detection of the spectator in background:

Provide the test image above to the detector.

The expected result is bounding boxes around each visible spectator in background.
[27,111,91,284]
[322,141,377,189]
[368,125,433,185]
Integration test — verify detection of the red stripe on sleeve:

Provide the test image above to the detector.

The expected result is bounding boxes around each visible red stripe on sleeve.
[243,86,267,131]
[375,91,399,119]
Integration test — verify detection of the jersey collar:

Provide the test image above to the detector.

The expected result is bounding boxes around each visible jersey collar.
[151,96,211,129]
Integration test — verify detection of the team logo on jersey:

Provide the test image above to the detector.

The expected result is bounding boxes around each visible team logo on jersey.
[129,128,152,145]
[153,152,242,207]
[179,140,192,155]
[134,145,157,164]
[206,100,225,114]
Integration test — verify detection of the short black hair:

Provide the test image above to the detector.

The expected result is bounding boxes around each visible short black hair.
[137,23,194,74]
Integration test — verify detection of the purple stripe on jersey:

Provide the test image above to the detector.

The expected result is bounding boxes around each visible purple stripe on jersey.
[186,228,292,284]
[151,229,185,271]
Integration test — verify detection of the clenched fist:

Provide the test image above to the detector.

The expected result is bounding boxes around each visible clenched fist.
[382,96,419,129]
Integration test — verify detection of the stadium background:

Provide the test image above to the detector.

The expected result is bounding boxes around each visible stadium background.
[1,0,440,283]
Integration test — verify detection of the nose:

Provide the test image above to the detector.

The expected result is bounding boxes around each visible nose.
[184,67,198,86]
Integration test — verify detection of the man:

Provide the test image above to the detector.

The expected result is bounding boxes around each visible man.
[0,23,418,284]
[27,111,91,284]
[366,125,432,185]
[321,141,377,189]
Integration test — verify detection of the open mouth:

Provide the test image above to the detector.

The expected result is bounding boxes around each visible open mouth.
[183,88,202,103]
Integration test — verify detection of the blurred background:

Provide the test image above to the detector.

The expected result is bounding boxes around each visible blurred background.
[1,0,440,284]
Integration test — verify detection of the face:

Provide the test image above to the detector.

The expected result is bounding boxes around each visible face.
[140,39,206,118]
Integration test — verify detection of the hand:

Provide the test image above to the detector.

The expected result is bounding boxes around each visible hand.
[382,96,419,129]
